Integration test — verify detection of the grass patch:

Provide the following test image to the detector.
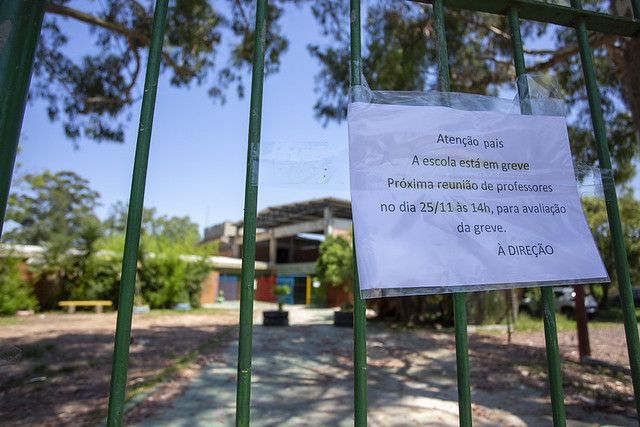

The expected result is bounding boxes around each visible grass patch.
[514,314,623,333]
[596,307,640,322]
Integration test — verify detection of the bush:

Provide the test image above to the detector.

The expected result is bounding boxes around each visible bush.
[596,307,626,322]
[0,258,37,315]
[138,254,209,309]
[274,285,290,312]
[465,290,511,325]
[69,254,121,306]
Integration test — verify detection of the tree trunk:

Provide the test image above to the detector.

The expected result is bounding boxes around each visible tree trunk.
[574,285,591,360]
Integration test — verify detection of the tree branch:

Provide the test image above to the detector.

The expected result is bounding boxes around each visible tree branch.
[528,33,616,73]
[45,3,195,79]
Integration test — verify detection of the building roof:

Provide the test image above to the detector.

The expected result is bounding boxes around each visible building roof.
[0,244,267,272]
[254,197,351,228]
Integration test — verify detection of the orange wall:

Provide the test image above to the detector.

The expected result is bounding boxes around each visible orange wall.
[200,271,220,305]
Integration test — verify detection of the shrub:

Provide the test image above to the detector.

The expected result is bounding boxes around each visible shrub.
[69,254,121,306]
[273,285,290,312]
[0,258,37,315]
[138,254,210,309]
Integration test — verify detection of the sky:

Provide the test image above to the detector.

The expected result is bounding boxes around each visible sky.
[17,2,351,234]
[15,1,640,235]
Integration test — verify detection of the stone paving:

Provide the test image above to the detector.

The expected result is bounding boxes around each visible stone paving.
[132,306,633,426]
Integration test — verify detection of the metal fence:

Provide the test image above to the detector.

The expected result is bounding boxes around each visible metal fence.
[1,0,640,426]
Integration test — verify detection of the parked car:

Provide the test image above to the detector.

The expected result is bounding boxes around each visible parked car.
[609,288,640,308]
[519,287,598,319]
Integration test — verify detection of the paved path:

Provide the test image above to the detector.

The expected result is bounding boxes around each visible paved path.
[133,306,632,426]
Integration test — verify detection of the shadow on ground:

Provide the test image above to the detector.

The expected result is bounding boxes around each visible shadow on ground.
[129,308,635,426]
[0,312,236,426]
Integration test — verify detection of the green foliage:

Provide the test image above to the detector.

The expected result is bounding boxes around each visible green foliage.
[34,0,640,188]
[4,171,101,246]
[274,284,290,312]
[99,209,215,309]
[582,193,640,306]
[137,253,210,309]
[0,258,37,315]
[36,0,294,142]
[316,236,353,292]
[5,170,216,311]
[69,254,122,305]
[273,285,290,297]
[13,174,106,310]
[101,201,216,309]
[465,290,509,325]
[309,0,640,185]
[103,201,219,256]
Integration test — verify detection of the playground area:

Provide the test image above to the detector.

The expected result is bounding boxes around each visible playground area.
[0,305,636,426]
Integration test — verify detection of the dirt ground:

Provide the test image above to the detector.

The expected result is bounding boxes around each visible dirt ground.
[0,308,637,426]
[469,327,637,420]
[0,310,238,426]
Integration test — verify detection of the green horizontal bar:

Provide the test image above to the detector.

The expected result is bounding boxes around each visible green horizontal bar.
[413,0,640,37]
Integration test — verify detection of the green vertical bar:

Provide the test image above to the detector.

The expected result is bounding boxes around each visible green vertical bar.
[350,0,362,86]
[507,9,567,426]
[0,0,45,237]
[630,0,640,20]
[432,2,473,426]
[352,244,368,426]
[349,0,368,425]
[433,0,450,92]
[539,287,567,426]
[570,0,640,417]
[235,0,268,425]
[452,293,472,426]
[106,0,169,425]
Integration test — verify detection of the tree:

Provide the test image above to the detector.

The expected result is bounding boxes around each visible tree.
[3,171,104,309]
[34,0,640,185]
[309,0,640,184]
[103,201,216,254]
[102,201,216,308]
[316,235,352,290]
[0,258,38,315]
[35,0,297,143]
[4,171,101,246]
[582,193,640,308]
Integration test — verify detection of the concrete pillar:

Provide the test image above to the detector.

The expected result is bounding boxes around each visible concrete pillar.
[269,231,277,265]
[323,206,334,236]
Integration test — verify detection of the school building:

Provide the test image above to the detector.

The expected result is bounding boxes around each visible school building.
[200,197,353,306]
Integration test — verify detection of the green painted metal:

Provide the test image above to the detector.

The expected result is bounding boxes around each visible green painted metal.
[350,0,363,87]
[352,245,369,426]
[507,9,566,425]
[631,0,640,20]
[433,2,473,425]
[413,0,640,37]
[106,0,169,425]
[570,0,640,417]
[235,0,268,425]
[539,287,567,426]
[433,0,451,92]
[0,0,46,237]
[350,1,369,424]
[452,293,472,426]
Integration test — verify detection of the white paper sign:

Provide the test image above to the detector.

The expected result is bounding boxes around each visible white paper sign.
[347,102,608,297]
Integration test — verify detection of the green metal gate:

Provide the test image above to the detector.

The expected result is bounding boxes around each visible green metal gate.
[1,0,640,426]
